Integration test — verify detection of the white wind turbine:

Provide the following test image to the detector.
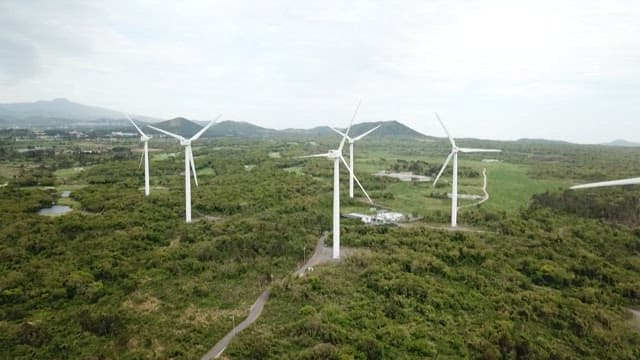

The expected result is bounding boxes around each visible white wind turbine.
[301,103,373,259]
[571,177,640,190]
[148,115,221,223]
[330,123,381,198]
[127,114,151,196]
[432,113,501,227]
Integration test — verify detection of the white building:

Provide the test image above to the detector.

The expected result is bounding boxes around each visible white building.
[345,210,405,225]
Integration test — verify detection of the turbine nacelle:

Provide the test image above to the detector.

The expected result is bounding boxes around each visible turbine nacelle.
[180,139,191,146]
[140,135,151,142]
[327,149,341,159]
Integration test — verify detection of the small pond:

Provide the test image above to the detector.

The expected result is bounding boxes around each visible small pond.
[38,190,73,216]
[38,205,72,216]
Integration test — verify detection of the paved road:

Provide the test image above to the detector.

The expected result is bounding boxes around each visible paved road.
[294,233,330,277]
[201,289,271,360]
[201,234,329,359]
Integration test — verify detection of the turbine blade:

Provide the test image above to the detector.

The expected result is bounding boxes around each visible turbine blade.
[191,114,222,141]
[329,127,349,139]
[126,114,147,137]
[458,148,502,153]
[189,148,198,187]
[434,112,456,148]
[353,125,381,141]
[433,152,454,187]
[298,153,331,159]
[138,151,144,169]
[571,177,640,190]
[338,99,361,152]
[340,155,373,204]
[148,125,184,140]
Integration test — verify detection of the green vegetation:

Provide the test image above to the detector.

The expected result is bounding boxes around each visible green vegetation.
[1,128,640,359]
[228,212,640,358]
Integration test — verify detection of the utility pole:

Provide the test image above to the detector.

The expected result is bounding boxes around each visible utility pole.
[231,315,235,336]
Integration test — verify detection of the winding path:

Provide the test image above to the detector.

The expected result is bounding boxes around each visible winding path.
[458,168,489,209]
[631,309,640,331]
[201,234,329,359]
[201,289,271,360]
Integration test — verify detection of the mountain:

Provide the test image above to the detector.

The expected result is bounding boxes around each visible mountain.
[0,99,426,140]
[602,139,640,147]
[206,120,276,138]
[145,117,203,138]
[516,138,573,145]
[280,121,425,139]
[0,98,157,127]
[280,126,336,137]
[348,120,425,138]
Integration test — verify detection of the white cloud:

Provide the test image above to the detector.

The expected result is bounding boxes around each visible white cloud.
[1,0,639,142]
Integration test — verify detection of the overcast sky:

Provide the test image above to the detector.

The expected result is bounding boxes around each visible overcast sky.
[1,0,640,143]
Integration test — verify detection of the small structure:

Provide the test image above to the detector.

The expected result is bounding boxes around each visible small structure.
[374,210,404,223]
[345,213,373,224]
[345,210,404,225]
[375,171,431,182]
[111,131,137,137]
[447,193,483,200]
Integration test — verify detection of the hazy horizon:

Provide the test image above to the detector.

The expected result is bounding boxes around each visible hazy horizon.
[2,1,640,143]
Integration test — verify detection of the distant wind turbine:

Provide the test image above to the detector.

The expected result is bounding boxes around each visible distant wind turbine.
[127,114,151,196]
[149,115,221,223]
[571,177,640,190]
[330,121,381,198]
[432,113,501,227]
[300,103,373,259]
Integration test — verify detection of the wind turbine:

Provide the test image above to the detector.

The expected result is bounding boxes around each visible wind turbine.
[148,115,221,223]
[330,123,381,198]
[301,103,373,259]
[432,113,501,227]
[571,177,640,190]
[127,114,151,196]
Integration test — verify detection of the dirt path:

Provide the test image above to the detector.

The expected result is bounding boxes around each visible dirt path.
[458,168,489,209]
[631,309,640,331]
[202,234,330,359]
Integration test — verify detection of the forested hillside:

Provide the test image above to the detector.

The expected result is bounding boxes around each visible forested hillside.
[1,130,639,358]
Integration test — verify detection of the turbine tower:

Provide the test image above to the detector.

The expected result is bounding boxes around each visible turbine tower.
[301,103,373,259]
[149,115,221,223]
[571,177,640,190]
[330,123,381,198]
[127,114,151,196]
[432,113,501,227]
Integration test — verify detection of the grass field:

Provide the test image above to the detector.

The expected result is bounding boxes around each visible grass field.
[53,166,88,180]
[351,152,570,218]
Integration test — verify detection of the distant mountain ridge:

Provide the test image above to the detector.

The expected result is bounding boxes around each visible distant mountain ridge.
[602,139,640,147]
[146,118,424,139]
[0,98,157,127]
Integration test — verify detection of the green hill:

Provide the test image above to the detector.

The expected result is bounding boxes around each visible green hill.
[348,120,425,138]
[146,117,203,138]
[205,120,276,138]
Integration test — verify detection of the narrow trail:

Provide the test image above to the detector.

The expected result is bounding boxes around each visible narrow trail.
[201,234,330,360]
[631,309,640,331]
[458,168,489,209]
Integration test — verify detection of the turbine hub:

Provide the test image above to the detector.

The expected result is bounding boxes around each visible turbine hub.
[141,135,150,142]
[180,139,191,146]
[327,149,340,159]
